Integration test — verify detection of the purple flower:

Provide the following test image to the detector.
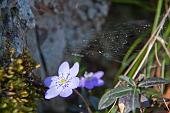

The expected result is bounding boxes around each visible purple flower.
[44,61,79,99]
[79,71,104,90]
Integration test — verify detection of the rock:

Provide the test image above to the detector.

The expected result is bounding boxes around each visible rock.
[26,29,46,79]
[41,28,66,75]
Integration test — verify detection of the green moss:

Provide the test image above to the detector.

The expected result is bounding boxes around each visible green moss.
[0,48,44,113]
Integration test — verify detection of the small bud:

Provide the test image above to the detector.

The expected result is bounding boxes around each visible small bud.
[22,71,26,74]
[7,92,16,96]
[11,99,17,103]
[21,99,28,103]
[17,65,24,72]
[8,66,13,70]
[16,59,23,64]
[9,83,14,90]
[35,64,41,68]
[8,70,15,75]
[20,91,29,97]
[5,74,14,78]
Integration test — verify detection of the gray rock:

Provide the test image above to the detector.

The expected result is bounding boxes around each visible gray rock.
[26,29,46,79]
[16,0,36,28]
[0,0,35,59]
[88,7,97,19]
[41,28,66,75]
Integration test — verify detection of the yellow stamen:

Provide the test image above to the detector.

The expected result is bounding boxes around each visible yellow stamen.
[60,79,67,84]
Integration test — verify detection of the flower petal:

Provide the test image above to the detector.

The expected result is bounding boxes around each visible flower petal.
[68,77,79,89]
[44,76,60,88]
[50,76,60,81]
[84,80,94,89]
[45,86,63,99]
[59,87,73,97]
[58,61,70,78]
[96,79,104,86]
[91,77,98,85]
[93,71,104,79]
[79,77,85,88]
[69,62,79,77]
[44,77,52,87]
[44,76,59,88]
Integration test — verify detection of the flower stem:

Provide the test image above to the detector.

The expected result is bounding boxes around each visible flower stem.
[74,89,93,113]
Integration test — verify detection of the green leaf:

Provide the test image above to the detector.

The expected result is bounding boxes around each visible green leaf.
[119,76,136,86]
[98,87,134,110]
[131,89,140,112]
[141,88,161,97]
[109,106,118,113]
[138,77,169,88]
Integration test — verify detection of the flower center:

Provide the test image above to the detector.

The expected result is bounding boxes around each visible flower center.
[60,79,67,84]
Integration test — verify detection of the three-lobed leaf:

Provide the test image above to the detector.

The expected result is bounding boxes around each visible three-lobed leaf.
[98,87,134,110]
[138,77,169,88]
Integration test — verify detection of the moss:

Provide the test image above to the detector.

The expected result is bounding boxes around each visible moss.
[0,48,45,113]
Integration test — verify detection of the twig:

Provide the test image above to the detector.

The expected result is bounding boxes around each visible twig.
[132,38,156,79]
[157,36,170,59]
[154,43,162,66]
[74,89,93,113]
[163,98,170,112]
[164,0,170,20]
[132,7,170,79]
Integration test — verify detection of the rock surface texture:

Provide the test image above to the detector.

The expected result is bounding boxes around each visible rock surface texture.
[0,0,35,60]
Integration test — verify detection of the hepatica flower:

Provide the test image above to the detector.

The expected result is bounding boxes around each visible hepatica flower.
[79,71,104,89]
[44,61,79,99]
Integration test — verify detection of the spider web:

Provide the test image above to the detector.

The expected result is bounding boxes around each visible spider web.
[65,21,150,63]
